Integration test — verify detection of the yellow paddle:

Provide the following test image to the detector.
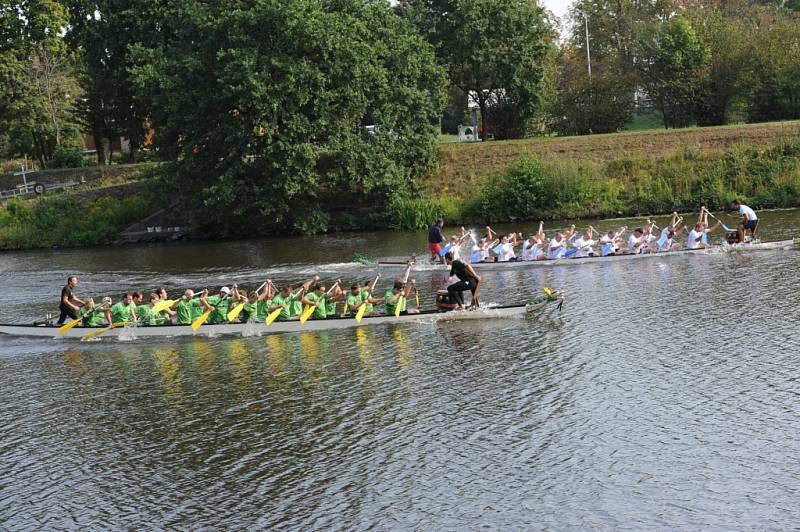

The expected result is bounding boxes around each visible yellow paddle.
[191,292,226,331]
[299,304,316,324]
[543,287,553,297]
[227,281,267,322]
[355,302,368,323]
[152,299,176,314]
[265,307,282,325]
[355,274,381,323]
[58,317,82,334]
[266,285,303,326]
[81,321,129,341]
[395,263,413,318]
[300,281,339,325]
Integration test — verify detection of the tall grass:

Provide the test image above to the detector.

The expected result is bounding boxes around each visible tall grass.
[0,193,147,250]
[463,141,800,223]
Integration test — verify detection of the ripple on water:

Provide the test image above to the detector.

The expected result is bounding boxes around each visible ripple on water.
[1,240,800,528]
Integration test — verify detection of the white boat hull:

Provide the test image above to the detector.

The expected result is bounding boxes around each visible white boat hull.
[378,239,796,270]
[0,303,546,341]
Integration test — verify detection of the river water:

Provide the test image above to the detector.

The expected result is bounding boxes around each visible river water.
[1,210,799,529]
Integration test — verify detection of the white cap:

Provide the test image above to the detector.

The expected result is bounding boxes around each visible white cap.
[221,286,231,294]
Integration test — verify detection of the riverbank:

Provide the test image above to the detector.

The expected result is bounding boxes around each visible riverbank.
[413,121,800,227]
[0,165,166,250]
[3,121,800,249]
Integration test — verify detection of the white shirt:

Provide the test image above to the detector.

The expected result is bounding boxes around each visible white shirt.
[497,242,515,262]
[627,234,642,253]
[450,243,462,261]
[739,204,757,221]
[687,229,706,249]
[657,228,673,251]
[547,238,564,259]
[573,236,594,258]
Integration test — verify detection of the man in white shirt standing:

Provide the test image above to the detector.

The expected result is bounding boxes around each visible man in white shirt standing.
[733,200,759,243]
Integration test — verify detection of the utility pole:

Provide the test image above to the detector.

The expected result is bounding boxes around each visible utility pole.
[584,13,592,78]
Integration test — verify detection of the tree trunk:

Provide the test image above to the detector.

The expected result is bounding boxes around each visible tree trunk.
[478,96,488,142]
[32,132,47,169]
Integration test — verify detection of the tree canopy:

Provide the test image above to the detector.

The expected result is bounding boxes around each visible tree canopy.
[129,0,446,234]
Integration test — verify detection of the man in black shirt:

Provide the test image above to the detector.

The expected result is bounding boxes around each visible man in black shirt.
[444,251,482,309]
[428,218,445,264]
[58,275,85,324]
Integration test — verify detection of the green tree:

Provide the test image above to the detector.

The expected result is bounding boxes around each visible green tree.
[640,16,709,128]
[743,8,800,122]
[690,9,749,126]
[549,49,635,136]
[0,1,82,167]
[405,0,553,139]
[65,0,160,165]
[129,0,446,235]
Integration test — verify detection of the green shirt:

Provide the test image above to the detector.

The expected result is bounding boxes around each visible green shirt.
[346,293,362,315]
[326,298,337,316]
[306,292,327,319]
[384,289,405,316]
[256,299,270,319]
[176,298,202,325]
[361,290,374,313]
[78,306,106,327]
[110,301,136,323]
[271,294,295,321]
[206,295,229,324]
[138,305,165,326]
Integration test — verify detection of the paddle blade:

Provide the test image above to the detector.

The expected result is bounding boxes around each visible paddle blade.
[227,302,245,322]
[395,297,404,317]
[415,292,420,307]
[299,304,315,324]
[59,318,81,334]
[266,307,282,325]
[80,322,125,341]
[355,304,367,323]
[543,287,553,297]
[191,310,212,331]
[152,300,175,313]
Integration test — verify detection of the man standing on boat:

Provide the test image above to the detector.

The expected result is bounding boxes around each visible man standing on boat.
[732,200,759,242]
[428,218,446,264]
[57,275,85,325]
[444,251,482,310]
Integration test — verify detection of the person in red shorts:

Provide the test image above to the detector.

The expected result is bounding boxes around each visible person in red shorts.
[428,218,445,263]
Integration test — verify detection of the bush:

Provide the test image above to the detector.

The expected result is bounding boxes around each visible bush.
[49,146,86,169]
[385,196,444,230]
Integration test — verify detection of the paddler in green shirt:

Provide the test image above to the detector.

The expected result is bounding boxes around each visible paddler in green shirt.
[206,286,231,324]
[133,292,150,322]
[110,293,138,324]
[175,289,212,325]
[157,287,177,323]
[268,276,318,321]
[242,281,275,321]
[301,282,337,320]
[346,283,384,316]
[384,279,418,316]
[77,298,111,327]
[139,293,168,326]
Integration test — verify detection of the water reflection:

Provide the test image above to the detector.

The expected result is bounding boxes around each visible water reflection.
[2,212,800,529]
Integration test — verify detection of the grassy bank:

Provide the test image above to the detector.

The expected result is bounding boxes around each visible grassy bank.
[430,121,800,198]
[395,121,800,228]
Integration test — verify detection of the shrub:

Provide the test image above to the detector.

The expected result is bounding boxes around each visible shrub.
[49,146,86,169]
[385,196,444,230]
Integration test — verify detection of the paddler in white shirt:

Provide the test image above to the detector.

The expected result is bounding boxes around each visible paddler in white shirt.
[571,226,596,258]
[685,208,720,249]
[655,212,685,252]
[732,200,759,242]
[626,228,646,254]
[547,225,576,259]
[521,222,545,261]
[599,226,626,256]
[495,234,519,262]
